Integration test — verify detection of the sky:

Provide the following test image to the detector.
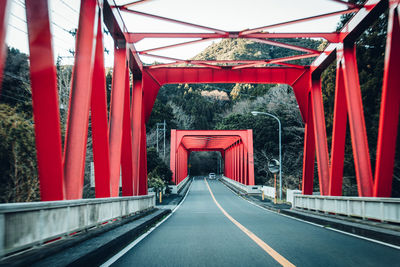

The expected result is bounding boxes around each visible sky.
[6,0,350,67]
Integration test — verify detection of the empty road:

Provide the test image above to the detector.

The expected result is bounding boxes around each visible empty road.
[105,177,399,266]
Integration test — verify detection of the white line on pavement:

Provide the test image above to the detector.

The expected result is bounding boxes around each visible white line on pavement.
[100,179,194,267]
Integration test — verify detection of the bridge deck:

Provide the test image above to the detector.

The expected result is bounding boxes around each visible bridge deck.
[106,177,399,266]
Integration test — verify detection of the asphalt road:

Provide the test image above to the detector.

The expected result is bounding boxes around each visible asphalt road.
[108,177,399,267]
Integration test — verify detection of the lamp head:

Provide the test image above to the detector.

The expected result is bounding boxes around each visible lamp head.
[251,111,259,116]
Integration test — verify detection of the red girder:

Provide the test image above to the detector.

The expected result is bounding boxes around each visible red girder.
[1,0,398,200]
[119,8,227,35]
[126,32,342,43]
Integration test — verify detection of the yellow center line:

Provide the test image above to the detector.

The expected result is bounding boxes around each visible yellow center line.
[204,178,295,267]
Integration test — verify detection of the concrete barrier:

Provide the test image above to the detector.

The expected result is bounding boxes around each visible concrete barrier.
[221,176,261,194]
[293,195,400,223]
[261,186,275,198]
[169,176,190,194]
[0,195,155,257]
[286,189,301,204]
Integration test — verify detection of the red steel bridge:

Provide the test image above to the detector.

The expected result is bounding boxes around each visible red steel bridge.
[0,0,399,201]
[170,130,255,186]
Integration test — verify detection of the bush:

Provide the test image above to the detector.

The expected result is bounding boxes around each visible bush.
[147,147,173,184]
[147,170,165,193]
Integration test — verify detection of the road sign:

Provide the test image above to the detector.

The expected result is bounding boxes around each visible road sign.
[268,159,280,174]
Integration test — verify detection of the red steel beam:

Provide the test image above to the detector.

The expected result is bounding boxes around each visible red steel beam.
[138,38,214,54]
[341,45,373,197]
[241,8,359,35]
[247,130,255,185]
[373,3,400,197]
[328,61,347,196]
[0,0,9,94]
[63,0,98,199]
[232,54,318,69]
[311,0,388,76]
[144,53,316,70]
[249,38,320,54]
[132,79,143,195]
[126,32,341,43]
[120,8,227,34]
[121,66,134,196]
[138,106,148,195]
[311,78,330,195]
[275,62,306,69]
[302,93,315,195]
[109,47,127,197]
[25,0,64,201]
[91,15,111,198]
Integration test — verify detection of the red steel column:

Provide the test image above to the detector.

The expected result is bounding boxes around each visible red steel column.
[170,130,177,184]
[374,3,400,197]
[91,15,110,198]
[121,66,134,196]
[235,143,239,182]
[138,102,148,195]
[0,0,9,93]
[247,130,255,185]
[109,47,127,197]
[227,148,230,179]
[302,93,315,195]
[241,143,244,184]
[311,78,330,195]
[342,45,373,197]
[329,60,347,196]
[132,80,143,195]
[239,143,242,184]
[63,0,98,199]
[244,145,248,185]
[229,149,232,179]
[234,144,238,181]
[25,0,64,200]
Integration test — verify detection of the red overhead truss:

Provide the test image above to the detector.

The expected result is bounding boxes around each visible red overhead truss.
[0,0,398,200]
[170,130,255,186]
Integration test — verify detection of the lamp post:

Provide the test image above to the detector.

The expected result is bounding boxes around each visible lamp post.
[251,111,282,200]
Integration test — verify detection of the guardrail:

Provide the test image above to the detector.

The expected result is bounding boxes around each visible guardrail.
[261,186,275,199]
[293,195,400,223]
[0,195,155,257]
[221,176,261,194]
[286,189,301,204]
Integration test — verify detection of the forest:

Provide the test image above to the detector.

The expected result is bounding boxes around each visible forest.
[0,3,398,202]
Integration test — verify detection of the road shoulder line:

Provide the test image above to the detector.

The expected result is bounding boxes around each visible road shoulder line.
[100,179,194,267]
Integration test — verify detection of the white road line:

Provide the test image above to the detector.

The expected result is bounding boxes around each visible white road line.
[220,180,400,250]
[100,179,194,267]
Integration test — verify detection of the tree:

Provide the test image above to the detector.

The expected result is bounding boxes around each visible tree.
[216,85,304,188]
[0,104,39,202]
[147,147,173,184]
[1,47,31,108]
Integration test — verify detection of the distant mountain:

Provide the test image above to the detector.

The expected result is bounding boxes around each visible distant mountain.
[192,38,322,64]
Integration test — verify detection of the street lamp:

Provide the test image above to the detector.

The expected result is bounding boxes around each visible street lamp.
[251,111,282,200]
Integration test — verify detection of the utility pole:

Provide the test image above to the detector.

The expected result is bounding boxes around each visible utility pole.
[156,120,167,158]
